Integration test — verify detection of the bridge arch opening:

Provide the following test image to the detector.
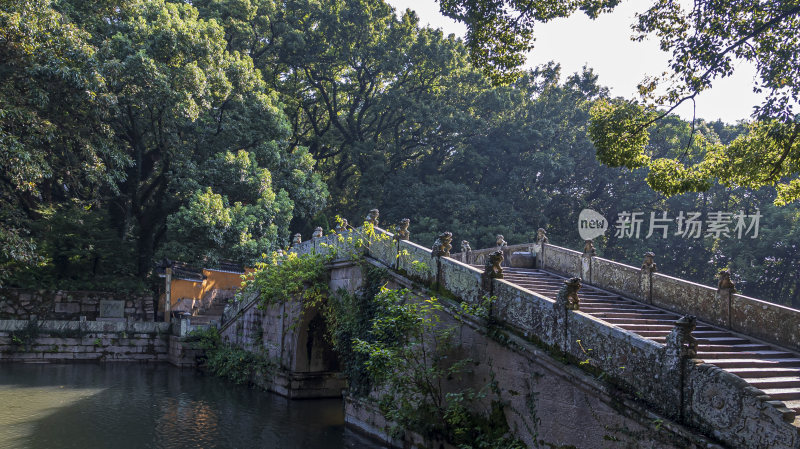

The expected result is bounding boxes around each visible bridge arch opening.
[292,308,339,373]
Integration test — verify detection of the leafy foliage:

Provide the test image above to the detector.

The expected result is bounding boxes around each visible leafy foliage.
[324,263,388,396]
[437,0,800,204]
[344,286,524,448]
[0,0,127,284]
[2,0,327,289]
[185,326,276,385]
[242,252,330,308]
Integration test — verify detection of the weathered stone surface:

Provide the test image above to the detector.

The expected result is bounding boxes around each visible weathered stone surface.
[54,303,80,314]
[0,288,151,321]
[591,258,641,299]
[544,245,581,277]
[491,279,554,346]
[99,300,125,318]
[651,273,724,327]
[686,363,799,448]
[731,294,800,353]
[509,251,534,268]
[0,319,174,363]
[397,239,437,283]
[439,258,483,304]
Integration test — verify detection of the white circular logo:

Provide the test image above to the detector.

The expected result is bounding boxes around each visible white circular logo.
[578,209,608,240]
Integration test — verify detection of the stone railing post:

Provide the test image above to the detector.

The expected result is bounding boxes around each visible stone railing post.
[640,252,657,303]
[431,231,453,287]
[553,277,581,351]
[533,228,548,269]
[365,209,379,226]
[481,250,504,294]
[460,240,472,264]
[716,269,736,329]
[393,218,411,269]
[495,234,510,267]
[663,315,698,420]
[581,239,595,283]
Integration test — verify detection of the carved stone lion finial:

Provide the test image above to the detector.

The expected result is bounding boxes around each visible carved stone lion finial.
[483,250,504,281]
[312,227,324,238]
[556,277,582,311]
[395,218,410,241]
[292,233,302,246]
[642,251,657,273]
[461,240,472,253]
[672,315,698,358]
[431,231,453,257]
[496,234,507,248]
[365,209,380,226]
[335,218,349,234]
[537,228,548,244]
[717,269,736,292]
[583,240,596,256]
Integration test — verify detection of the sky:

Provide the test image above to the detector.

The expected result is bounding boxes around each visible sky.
[385,0,764,124]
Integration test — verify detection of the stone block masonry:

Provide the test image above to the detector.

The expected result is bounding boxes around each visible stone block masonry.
[0,288,153,321]
[0,319,199,366]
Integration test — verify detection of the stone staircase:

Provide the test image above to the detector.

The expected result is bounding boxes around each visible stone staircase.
[187,300,226,326]
[490,266,800,419]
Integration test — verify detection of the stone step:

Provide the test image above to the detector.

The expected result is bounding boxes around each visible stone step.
[728,368,800,378]
[779,399,800,413]
[581,304,658,311]
[698,344,773,352]
[614,323,717,332]
[601,318,678,325]
[502,267,800,417]
[761,388,800,402]
[698,351,797,360]
[648,336,751,345]
[623,329,725,337]
[703,358,800,369]
[613,324,678,332]
[504,277,563,284]
[590,312,676,320]
[579,296,631,302]
[745,377,800,390]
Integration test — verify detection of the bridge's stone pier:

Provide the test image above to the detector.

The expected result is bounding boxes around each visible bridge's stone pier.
[274,226,800,448]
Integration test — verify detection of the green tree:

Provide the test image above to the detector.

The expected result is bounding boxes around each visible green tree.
[66,0,325,273]
[0,0,127,284]
[196,0,487,219]
[3,0,327,289]
[439,0,800,205]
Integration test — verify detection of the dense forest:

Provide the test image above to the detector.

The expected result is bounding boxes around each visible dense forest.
[2,0,798,306]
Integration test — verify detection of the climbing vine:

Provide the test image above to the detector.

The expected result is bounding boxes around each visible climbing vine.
[240,252,330,309]
[326,283,524,448]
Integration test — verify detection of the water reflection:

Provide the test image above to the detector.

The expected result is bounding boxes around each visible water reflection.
[0,364,384,449]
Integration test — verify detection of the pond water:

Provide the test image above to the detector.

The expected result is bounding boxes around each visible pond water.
[0,363,386,449]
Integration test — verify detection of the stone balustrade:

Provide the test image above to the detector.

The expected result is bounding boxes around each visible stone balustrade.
[291,225,800,448]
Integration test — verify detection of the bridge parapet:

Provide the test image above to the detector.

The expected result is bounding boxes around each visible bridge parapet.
[455,238,800,355]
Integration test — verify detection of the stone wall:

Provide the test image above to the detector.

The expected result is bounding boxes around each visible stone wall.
[0,288,153,321]
[341,269,722,449]
[217,271,349,398]
[0,319,171,362]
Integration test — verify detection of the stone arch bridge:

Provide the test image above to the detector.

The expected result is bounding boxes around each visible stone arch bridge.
[218,223,800,448]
